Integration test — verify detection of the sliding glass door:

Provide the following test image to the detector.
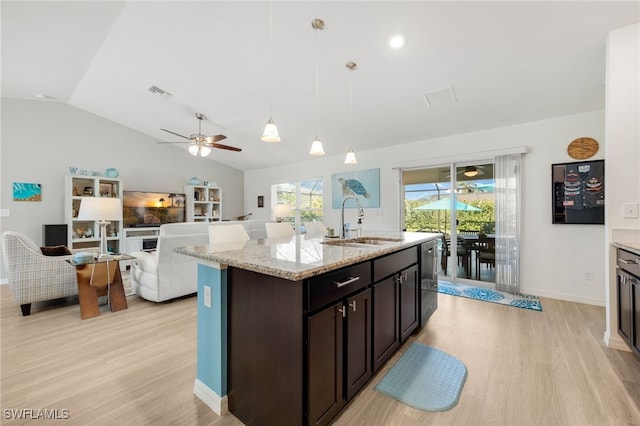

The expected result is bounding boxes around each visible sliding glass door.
[403,162,496,284]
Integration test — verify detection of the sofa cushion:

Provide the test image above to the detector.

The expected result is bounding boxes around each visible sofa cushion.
[40,245,72,256]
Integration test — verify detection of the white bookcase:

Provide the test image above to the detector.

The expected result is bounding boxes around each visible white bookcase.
[65,174,123,253]
[185,185,222,222]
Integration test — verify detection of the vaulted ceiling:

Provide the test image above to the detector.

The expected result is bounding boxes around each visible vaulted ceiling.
[3,1,638,171]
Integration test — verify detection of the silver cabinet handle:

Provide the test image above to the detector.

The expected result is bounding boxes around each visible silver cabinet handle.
[337,306,346,317]
[349,300,357,312]
[619,258,638,265]
[334,276,360,288]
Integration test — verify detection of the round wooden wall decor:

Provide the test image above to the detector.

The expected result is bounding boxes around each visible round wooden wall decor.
[567,137,599,160]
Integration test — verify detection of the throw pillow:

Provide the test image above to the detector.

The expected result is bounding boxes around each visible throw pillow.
[40,245,72,256]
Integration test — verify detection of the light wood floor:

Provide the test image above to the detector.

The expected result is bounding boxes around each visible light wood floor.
[2,284,639,425]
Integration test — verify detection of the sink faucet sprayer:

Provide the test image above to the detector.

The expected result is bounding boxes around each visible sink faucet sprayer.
[340,196,365,239]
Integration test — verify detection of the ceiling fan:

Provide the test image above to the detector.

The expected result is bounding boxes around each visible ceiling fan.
[157,113,241,157]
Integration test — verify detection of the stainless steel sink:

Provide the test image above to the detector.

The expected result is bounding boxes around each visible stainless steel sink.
[321,236,403,246]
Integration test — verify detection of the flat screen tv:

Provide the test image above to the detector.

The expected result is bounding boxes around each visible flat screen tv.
[123,191,185,227]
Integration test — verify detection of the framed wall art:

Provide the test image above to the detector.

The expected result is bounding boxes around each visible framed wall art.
[552,160,604,224]
[13,182,42,202]
[331,168,380,208]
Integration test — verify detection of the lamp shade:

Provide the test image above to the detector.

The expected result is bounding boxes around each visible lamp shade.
[78,197,123,221]
[309,136,325,156]
[344,148,357,164]
[272,203,292,219]
[261,118,281,143]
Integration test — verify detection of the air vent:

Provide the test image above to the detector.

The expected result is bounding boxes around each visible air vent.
[423,85,457,108]
[148,85,173,100]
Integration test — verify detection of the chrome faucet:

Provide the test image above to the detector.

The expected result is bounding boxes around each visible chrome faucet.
[340,196,365,239]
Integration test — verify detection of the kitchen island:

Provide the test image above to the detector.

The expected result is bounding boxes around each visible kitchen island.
[177,231,440,426]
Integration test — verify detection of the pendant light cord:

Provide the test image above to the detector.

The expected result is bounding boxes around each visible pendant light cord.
[315,26,320,135]
[268,1,274,117]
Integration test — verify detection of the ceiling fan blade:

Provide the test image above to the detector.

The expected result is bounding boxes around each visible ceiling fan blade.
[160,128,192,140]
[209,142,242,152]
[205,134,227,143]
[157,141,193,144]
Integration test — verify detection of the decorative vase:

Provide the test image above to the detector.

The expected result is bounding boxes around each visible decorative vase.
[188,177,201,185]
[105,168,119,178]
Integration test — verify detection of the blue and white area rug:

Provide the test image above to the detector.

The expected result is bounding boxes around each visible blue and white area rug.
[375,343,467,411]
[438,280,542,311]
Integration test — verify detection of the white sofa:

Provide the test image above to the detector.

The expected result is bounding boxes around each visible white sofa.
[130,220,271,302]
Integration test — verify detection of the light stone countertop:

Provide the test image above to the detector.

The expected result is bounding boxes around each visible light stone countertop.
[176,231,441,281]
[613,240,640,255]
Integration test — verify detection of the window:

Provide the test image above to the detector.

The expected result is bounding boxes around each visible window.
[272,177,323,225]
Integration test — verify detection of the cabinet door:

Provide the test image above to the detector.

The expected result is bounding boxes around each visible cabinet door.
[633,281,640,355]
[372,276,399,372]
[307,302,344,426]
[399,264,419,341]
[345,288,372,401]
[618,271,632,345]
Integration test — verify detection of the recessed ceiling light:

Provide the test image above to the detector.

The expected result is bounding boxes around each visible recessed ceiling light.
[389,35,405,49]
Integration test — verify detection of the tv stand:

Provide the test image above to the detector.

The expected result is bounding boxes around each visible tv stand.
[122,227,161,267]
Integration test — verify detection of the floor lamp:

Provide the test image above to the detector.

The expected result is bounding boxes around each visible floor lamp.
[78,197,123,259]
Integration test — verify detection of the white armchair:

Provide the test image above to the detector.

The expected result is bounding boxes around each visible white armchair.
[130,223,210,302]
[1,231,79,316]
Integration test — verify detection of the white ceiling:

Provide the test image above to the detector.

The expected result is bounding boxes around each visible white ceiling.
[3,1,638,171]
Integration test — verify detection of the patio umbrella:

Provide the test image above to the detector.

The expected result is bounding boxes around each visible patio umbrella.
[415,198,480,233]
[415,198,481,212]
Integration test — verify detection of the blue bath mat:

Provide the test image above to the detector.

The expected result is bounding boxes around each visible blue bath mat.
[375,343,467,412]
[438,280,543,311]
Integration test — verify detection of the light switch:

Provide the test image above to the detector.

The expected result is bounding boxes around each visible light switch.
[0,209,9,217]
[204,285,212,308]
[623,202,639,218]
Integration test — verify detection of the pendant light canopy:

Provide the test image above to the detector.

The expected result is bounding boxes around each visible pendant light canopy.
[261,2,281,143]
[309,18,325,156]
[344,61,358,164]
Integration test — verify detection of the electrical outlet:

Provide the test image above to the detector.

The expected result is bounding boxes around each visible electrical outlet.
[204,285,212,308]
[0,209,9,217]
[584,272,593,281]
[623,202,639,218]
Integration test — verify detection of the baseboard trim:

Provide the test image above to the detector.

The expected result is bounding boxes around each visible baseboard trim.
[604,330,632,352]
[519,286,605,307]
[193,378,227,415]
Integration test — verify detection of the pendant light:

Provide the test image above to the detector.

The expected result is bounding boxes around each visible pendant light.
[344,61,358,164]
[261,1,281,143]
[309,18,325,156]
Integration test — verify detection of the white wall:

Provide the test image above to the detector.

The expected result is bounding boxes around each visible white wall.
[604,23,640,348]
[1,98,244,279]
[245,110,607,305]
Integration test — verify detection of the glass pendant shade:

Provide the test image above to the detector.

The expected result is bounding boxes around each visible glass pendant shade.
[309,136,325,156]
[189,144,211,157]
[261,118,281,143]
[344,148,357,164]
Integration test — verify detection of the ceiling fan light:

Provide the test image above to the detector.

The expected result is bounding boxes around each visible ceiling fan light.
[463,166,479,177]
[309,136,325,156]
[188,145,200,156]
[200,146,212,157]
[261,118,281,143]
[344,148,357,164]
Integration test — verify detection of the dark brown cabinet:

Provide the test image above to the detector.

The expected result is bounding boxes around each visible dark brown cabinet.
[345,289,373,400]
[305,263,372,426]
[616,248,640,359]
[372,247,419,372]
[307,300,344,426]
[228,240,432,426]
